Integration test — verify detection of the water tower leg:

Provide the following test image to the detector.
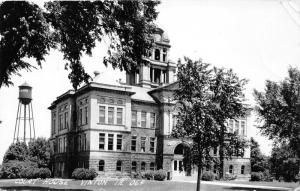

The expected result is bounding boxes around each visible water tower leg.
[13,102,21,143]
[29,103,32,142]
[24,104,26,142]
[17,104,22,142]
[31,103,35,140]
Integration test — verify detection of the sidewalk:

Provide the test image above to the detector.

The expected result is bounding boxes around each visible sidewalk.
[171,177,293,190]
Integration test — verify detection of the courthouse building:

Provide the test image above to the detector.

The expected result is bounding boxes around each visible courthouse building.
[48,28,251,179]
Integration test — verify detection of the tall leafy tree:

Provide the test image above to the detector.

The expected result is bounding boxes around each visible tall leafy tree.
[2,142,28,163]
[0,1,159,89]
[28,137,51,168]
[172,57,248,191]
[172,57,218,191]
[254,67,300,162]
[210,67,248,178]
[250,137,269,173]
[269,142,299,181]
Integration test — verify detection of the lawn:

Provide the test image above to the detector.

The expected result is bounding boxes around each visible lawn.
[0,178,297,191]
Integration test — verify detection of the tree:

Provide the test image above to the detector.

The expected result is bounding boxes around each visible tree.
[2,142,28,163]
[250,137,269,173]
[210,67,248,179]
[269,142,299,181]
[254,67,300,164]
[0,1,159,89]
[172,57,248,191]
[28,137,51,168]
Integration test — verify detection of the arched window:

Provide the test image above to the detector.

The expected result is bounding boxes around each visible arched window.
[141,162,146,171]
[132,161,137,172]
[116,160,122,171]
[241,165,245,174]
[150,162,155,171]
[213,147,218,156]
[155,49,160,61]
[229,165,234,174]
[163,48,167,62]
[99,160,105,171]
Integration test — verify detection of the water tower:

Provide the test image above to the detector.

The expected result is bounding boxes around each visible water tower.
[13,82,35,143]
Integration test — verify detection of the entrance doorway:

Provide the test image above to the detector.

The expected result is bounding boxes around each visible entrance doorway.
[173,143,191,176]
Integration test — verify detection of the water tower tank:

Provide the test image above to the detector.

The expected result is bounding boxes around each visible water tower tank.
[19,82,32,105]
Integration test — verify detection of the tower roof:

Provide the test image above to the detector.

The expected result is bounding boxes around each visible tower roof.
[19,81,31,88]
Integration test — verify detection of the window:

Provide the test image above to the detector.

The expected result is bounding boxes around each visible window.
[64,112,68,129]
[229,119,234,133]
[141,111,147,128]
[213,147,218,156]
[179,161,183,171]
[241,165,245,174]
[141,137,146,152]
[52,113,56,135]
[99,106,105,124]
[131,110,137,126]
[116,161,122,171]
[108,134,114,150]
[155,49,160,61]
[174,161,177,171]
[150,162,155,171]
[229,165,234,174]
[150,113,156,128]
[132,161,137,172]
[213,165,217,174]
[141,162,146,171]
[79,135,82,151]
[64,137,67,152]
[83,134,86,151]
[163,48,167,62]
[172,115,177,129]
[117,134,122,151]
[131,136,137,151]
[235,120,239,134]
[84,106,88,124]
[99,160,105,171]
[59,114,63,130]
[99,133,105,150]
[79,108,82,126]
[241,121,246,136]
[150,137,155,153]
[117,108,123,125]
[108,107,114,124]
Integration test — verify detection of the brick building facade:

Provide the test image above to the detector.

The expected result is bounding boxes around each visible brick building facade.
[48,28,251,179]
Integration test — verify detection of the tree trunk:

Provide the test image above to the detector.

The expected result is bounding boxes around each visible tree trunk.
[196,163,202,191]
[219,125,225,179]
[196,145,203,191]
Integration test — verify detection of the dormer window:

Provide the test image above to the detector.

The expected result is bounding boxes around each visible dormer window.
[155,49,160,61]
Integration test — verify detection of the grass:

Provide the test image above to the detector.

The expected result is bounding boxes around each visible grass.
[0,178,298,191]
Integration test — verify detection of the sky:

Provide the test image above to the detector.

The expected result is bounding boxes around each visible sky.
[0,0,300,163]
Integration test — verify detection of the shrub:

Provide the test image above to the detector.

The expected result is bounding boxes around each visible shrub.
[131,172,142,179]
[0,160,37,179]
[251,172,264,181]
[38,168,51,179]
[262,170,273,182]
[72,168,97,180]
[141,170,155,180]
[153,169,167,181]
[201,171,215,181]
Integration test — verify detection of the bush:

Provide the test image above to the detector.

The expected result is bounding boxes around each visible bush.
[38,168,51,179]
[262,170,273,182]
[131,172,142,179]
[141,170,155,180]
[19,167,51,179]
[72,168,97,180]
[201,171,215,181]
[153,169,167,181]
[251,172,264,181]
[0,160,37,179]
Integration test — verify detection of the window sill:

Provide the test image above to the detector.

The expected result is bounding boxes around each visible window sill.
[97,123,125,127]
